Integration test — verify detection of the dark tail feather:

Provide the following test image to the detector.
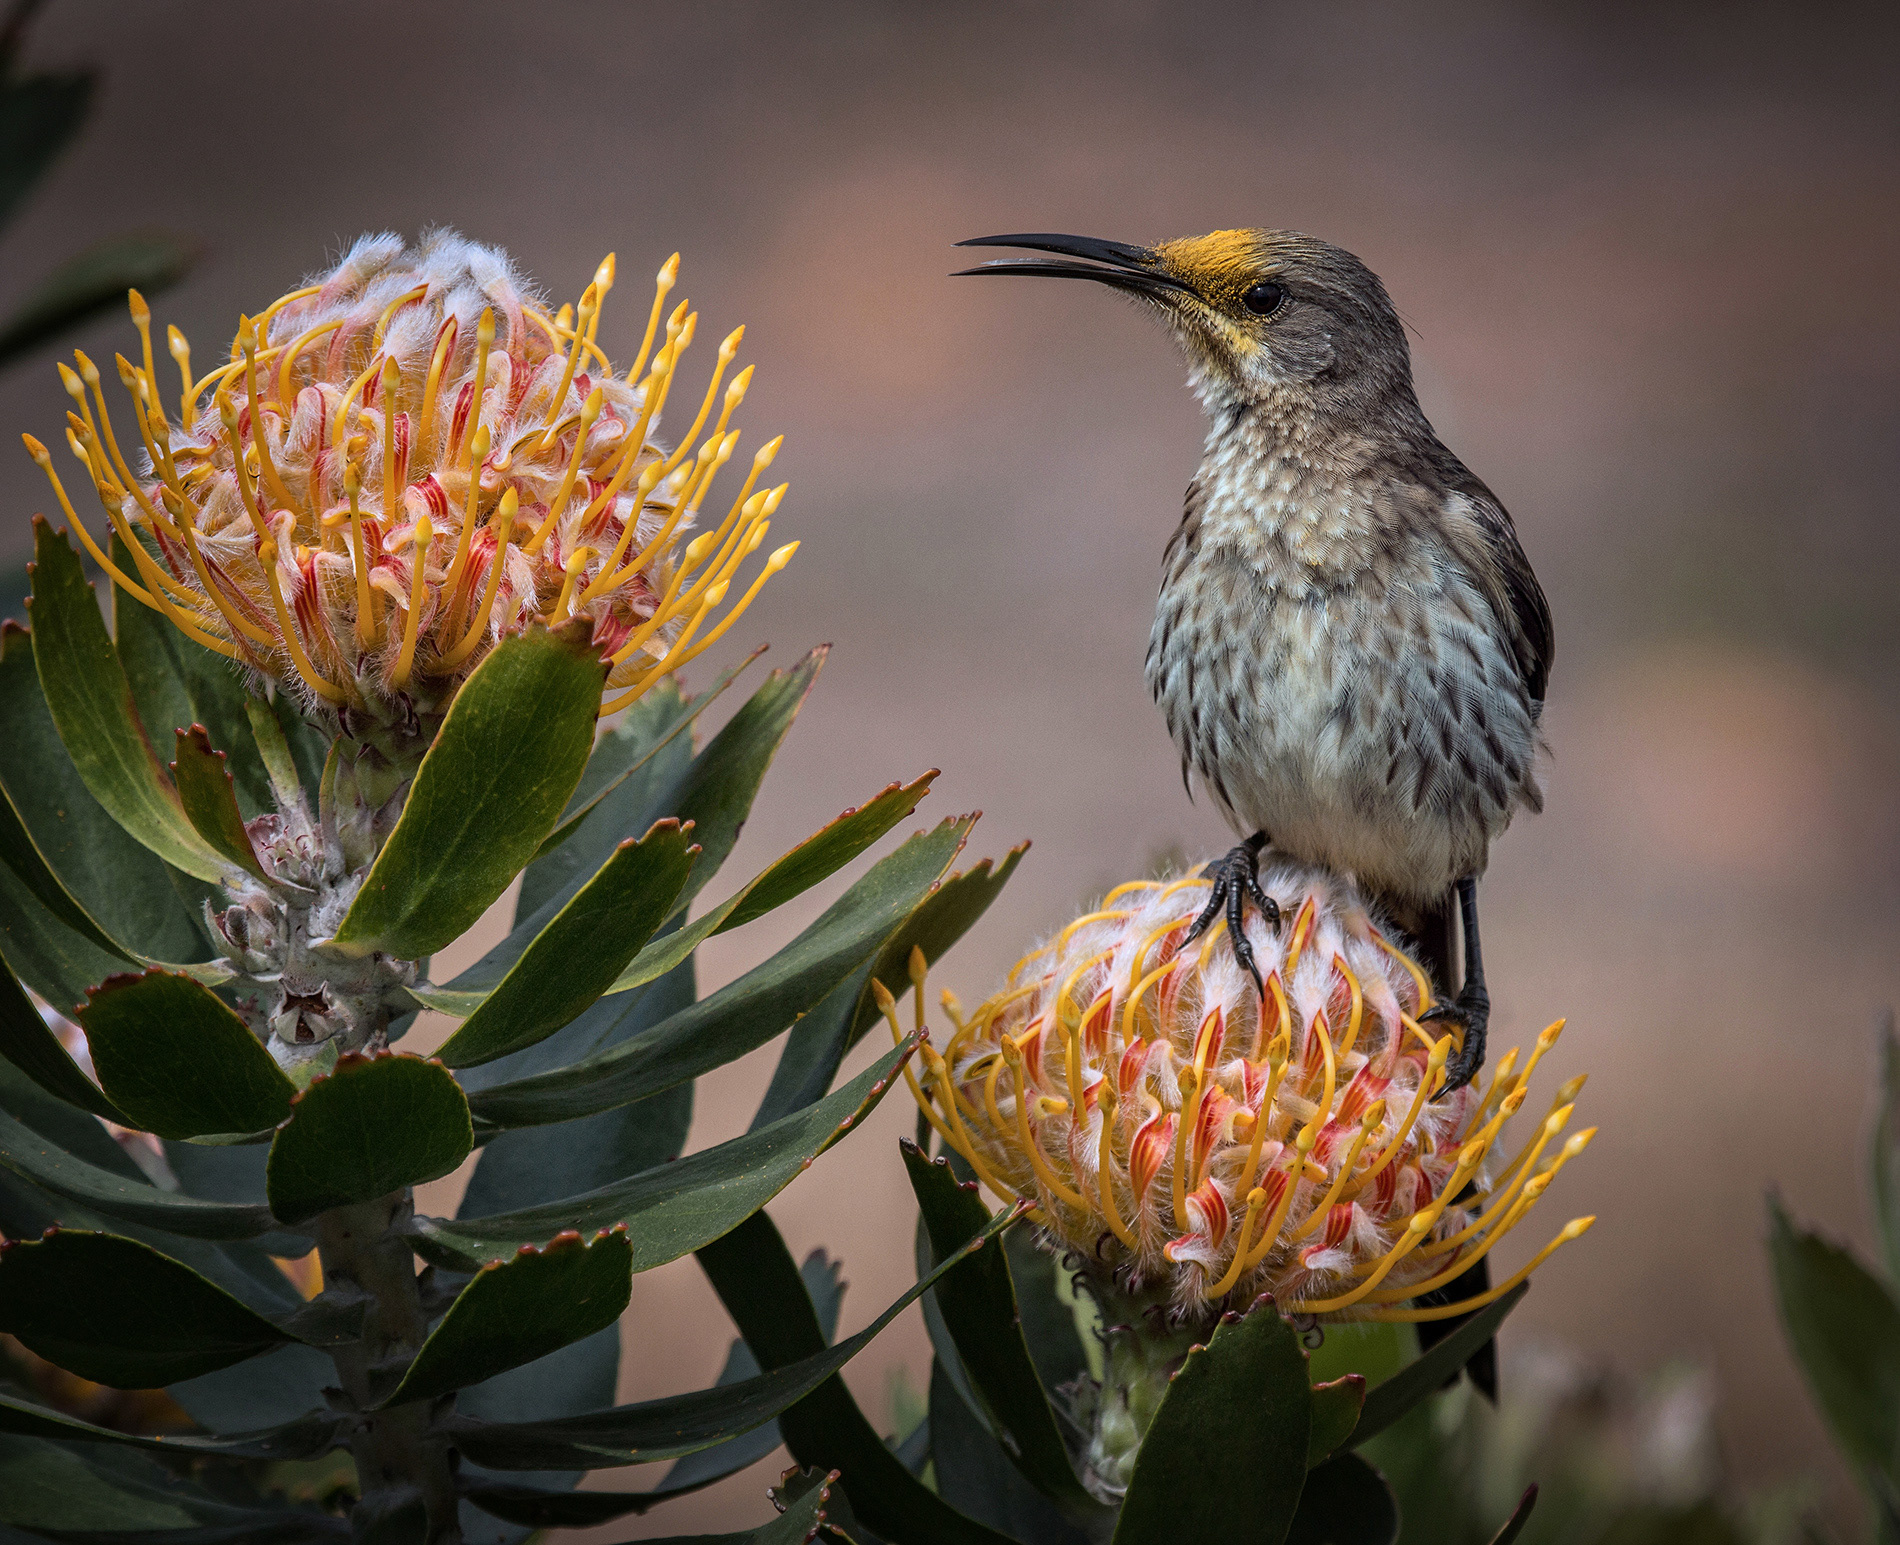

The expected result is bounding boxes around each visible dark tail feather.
[1384,889,1498,1403]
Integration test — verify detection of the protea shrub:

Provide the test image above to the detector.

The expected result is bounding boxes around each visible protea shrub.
[0,238,1023,1544]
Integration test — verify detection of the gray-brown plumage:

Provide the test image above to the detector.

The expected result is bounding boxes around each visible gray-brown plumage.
[955,229,1552,1096]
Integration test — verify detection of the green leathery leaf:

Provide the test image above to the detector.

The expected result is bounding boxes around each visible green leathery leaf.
[0,1390,343,1459]
[0,1104,272,1239]
[1113,1297,1311,1545]
[266,1052,471,1223]
[1348,1283,1528,1448]
[463,816,972,1127]
[0,944,128,1121]
[331,623,605,957]
[0,1229,294,1387]
[531,646,763,866]
[380,1226,633,1407]
[1285,1450,1399,1545]
[27,520,223,882]
[171,726,265,880]
[753,841,1027,1127]
[0,778,139,967]
[696,1207,1018,1545]
[0,619,201,967]
[78,970,296,1140]
[449,1203,1013,1472]
[1768,1193,1900,1492]
[902,1139,1096,1513]
[435,820,696,1068]
[413,1039,915,1273]
[1307,1374,1366,1467]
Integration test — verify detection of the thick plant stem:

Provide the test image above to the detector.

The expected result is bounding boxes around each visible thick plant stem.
[316,1189,459,1543]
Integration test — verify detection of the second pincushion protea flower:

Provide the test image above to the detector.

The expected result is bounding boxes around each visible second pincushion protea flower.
[23,230,794,727]
[891,859,1596,1500]
[897,859,1594,1322]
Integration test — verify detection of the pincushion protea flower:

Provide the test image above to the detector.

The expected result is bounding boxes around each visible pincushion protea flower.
[897,859,1594,1323]
[23,230,794,725]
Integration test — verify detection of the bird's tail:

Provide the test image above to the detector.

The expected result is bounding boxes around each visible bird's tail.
[1380,887,1497,1403]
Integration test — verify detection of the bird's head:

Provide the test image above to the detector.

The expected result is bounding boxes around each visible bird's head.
[955,228,1415,423]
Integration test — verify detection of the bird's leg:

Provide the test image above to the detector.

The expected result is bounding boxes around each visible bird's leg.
[1422,875,1490,1095]
[1183,831,1282,998]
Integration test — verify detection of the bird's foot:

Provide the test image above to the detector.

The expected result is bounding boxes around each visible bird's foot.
[1422,988,1490,1097]
[1183,834,1282,998]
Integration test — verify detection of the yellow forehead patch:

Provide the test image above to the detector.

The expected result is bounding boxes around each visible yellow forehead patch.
[1155,229,1267,294]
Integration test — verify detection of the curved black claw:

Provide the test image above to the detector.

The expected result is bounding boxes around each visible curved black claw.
[1182,834,1282,998]
[1422,988,1490,1097]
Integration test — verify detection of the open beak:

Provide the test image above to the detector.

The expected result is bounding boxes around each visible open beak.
[951,233,1197,302]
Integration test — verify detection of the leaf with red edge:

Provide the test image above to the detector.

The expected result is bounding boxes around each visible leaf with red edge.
[79,970,296,1139]
[379,1225,633,1407]
[171,725,265,880]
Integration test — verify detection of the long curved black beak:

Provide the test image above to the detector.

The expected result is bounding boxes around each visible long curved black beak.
[952,233,1197,301]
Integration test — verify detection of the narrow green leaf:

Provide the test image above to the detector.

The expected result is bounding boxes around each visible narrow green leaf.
[0,943,127,1121]
[0,232,195,364]
[0,1104,272,1239]
[658,1252,850,1498]
[415,1039,914,1272]
[244,698,305,808]
[449,1204,1013,1472]
[1307,1375,1366,1467]
[0,778,138,967]
[382,1227,632,1407]
[1767,1193,1900,1490]
[0,1391,342,1462]
[0,1432,267,1536]
[435,821,696,1068]
[27,519,223,882]
[1113,1297,1311,1545]
[266,1052,471,1223]
[530,647,762,866]
[754,843,1026,1127]
[79,970,296,1140]
[172,726,265,880]
[1488,1485,1539,1545]
[464,817,972,1127]
[903,1139,1097,1513]
[1348,1284,1527,1449]
[0,858,133,1016]
[1285,1450,1399,1545]
[442,768,934,1017]
[0,1228,294,1387]
[696,1207,1018,1545]
[331,623,605,957]
[0,619,201,966]
[929,1359,1095,1545]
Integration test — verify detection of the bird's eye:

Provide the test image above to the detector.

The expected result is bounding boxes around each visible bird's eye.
[1241,281,1285,317]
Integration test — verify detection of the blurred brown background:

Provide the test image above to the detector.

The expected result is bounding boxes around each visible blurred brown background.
[2,0,1896,1534]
